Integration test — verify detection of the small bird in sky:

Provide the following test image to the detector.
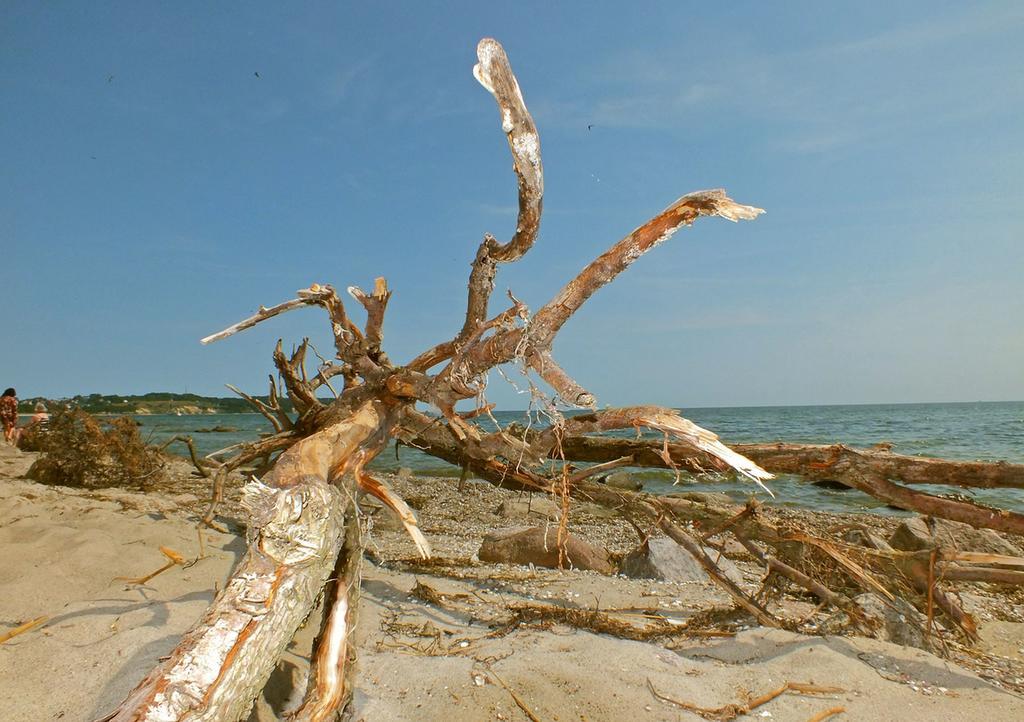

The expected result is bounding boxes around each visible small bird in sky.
[587,124,593,131]
[107,74,115,83]
[254,71,261,79]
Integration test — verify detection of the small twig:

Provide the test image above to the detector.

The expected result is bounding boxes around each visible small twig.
[0,616,49,644]
[657,516,779,628]
[806,707,846,722]
[159,434,214,478]
[485,665,541,722]
[700,502,755,542]
[114,546,186,586]
[926,547,937,641]
[225,384,289,433]
[646,678,843,721]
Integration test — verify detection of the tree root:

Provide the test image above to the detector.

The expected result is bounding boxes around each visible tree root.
[646,678,844,721]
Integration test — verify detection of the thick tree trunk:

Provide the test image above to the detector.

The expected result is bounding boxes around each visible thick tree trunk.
[106,401,391,721]
[107,478,348,722]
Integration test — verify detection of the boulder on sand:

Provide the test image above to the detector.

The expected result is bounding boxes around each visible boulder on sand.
[478,526,613,573]
[889,516,1020,556]
[620,537,743,585]
[824,592,930,650]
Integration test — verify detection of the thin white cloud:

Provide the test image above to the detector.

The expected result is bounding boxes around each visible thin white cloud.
[475,202,517,216]
[534,4,1024,153]
[321,55,378,107]
[831,6,1024,56]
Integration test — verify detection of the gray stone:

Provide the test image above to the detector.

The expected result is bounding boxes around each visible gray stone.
[619,537,743,585]
[841,528,894,552]
[664,491,736,507]
[495,497,561,521]
[573,501,619,519]
[478,526,613,573]
[602,472,642,491]
[367,507,406,532]
[824,593,929,650]
[889,517,1020,556]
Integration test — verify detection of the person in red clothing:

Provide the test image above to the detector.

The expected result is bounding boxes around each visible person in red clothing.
[0,388,18,444]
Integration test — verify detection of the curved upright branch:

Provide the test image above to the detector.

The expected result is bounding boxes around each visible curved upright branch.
[348,277,391,357]
[409,39,544,372]
[472,37,543,263]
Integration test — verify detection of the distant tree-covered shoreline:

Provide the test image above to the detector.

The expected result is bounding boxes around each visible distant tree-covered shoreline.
[17,392,301,415]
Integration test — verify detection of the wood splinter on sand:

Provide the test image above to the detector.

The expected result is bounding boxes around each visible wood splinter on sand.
[114,546,186,586]
[104,36,1023,722]
[0,615,49,645]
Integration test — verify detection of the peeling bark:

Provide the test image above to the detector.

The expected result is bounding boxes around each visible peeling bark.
[108,402,391,720]
[109,476,350,721]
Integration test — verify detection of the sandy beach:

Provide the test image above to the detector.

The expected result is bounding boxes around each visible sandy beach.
[2,441,1022,721]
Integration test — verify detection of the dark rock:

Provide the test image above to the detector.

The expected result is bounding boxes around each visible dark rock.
[619,537,743,585]
[889,517,1020,556]
[478,526,613,573]
[811,479,851,491]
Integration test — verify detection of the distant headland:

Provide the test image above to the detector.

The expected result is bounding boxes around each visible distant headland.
[17,392,300,416]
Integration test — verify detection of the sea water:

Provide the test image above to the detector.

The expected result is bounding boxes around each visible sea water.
[134,401,1024,515]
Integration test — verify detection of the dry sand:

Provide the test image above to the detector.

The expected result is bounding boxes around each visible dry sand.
[2,442,1022,721]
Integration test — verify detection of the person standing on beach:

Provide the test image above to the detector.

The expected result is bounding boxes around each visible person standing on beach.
[15,401,48,448]
[1,388,18,443]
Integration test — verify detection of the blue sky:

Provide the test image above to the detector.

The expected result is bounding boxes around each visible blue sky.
[3,2,1022,408]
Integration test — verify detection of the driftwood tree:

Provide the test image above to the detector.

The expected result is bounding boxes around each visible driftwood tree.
[106,38,772,721]
[106,38,1024,720]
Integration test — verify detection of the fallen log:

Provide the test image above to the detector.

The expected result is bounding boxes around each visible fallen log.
[551,435,1024,536]
[736,442,1024,490]
[557,436,1024,491]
